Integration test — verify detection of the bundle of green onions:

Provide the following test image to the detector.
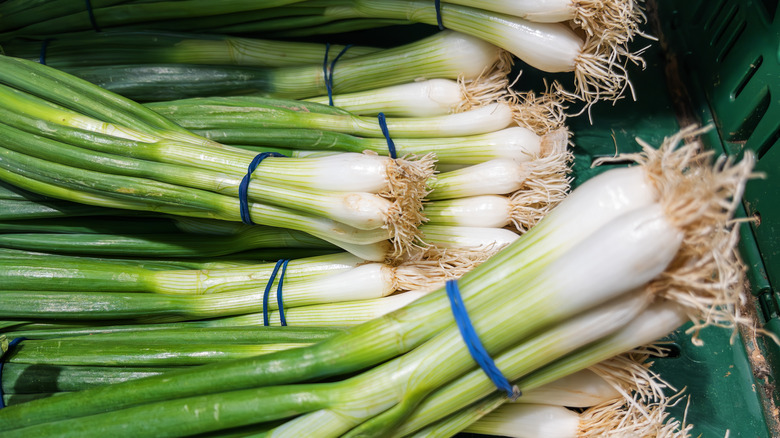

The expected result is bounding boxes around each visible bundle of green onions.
[2,30,514,113]
[0,54,438,262]
[0,326,348,406]
[144,87,573,250]
[0,127,754,436]
[0,0,647,104]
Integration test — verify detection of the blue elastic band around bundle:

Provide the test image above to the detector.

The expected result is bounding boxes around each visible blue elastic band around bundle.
[84,0,101,32]
[263,259,291,326]
[39,39,52,65]
[322,43,353,106]
[377,113,398,159]
[0,337,26,409]
[445,280,520,399]
[434,0,445,30]
[238,152,285,225]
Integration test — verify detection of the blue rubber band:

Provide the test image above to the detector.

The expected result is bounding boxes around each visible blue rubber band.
[84,0,101,32]
[434,0,445,30]
[445,280,520,399]
[263,259,291,326]
[238,152,285,225]
[322,43,353,106]
[39,39,52,65]
[0,337,26,409]
[276,259,291,326]
[377,113,398,159]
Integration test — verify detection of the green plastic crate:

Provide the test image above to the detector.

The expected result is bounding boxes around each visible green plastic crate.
[560,1,780,436]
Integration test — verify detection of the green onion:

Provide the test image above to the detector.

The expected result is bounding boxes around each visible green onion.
[148,97,518,138]
[0,224,336,258]
[0,252,361,293]
[204,127,545,166]
[0,199,127,220]
[3,364,173,395]
[305,79,468,117]
[0,0,310,35]
[5,339,312,367]
[303,74,515,118]
[3,31,377,68]
[427,148,570,201]
[0,248,270,271]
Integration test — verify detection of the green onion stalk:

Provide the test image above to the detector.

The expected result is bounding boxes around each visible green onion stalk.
[0,56,435,261]
[198,125,555,167]
[0,257,456,320]
[0,248,276,272]
[1,325,347,344]
[0,216,338,258]
[0,247,341,271]
[49,30,511,102]
[0,180,50,201]
[2,31,377,68]
[0,199,128,220]
[0,252,361,293]
[0,248,473,295]
[0,291,425,344]
[0,0,311,36]
[2,339,313,368]
[0,327,346,398]
[0,127,752,435]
